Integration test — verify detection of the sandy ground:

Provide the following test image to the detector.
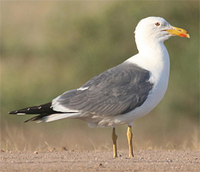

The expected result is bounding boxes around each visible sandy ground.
[1,150,200,172]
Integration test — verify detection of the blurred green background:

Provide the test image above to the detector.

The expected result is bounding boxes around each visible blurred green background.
[1,1,199,151]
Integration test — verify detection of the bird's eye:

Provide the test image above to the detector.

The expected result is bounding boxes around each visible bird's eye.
[155,22,160,26]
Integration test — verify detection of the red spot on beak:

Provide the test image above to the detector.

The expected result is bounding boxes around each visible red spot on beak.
[179,33,187,37]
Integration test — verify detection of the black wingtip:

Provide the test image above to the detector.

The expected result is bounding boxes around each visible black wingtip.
[24,116,41,123]
[8,102,54,115]
[24,119,29,123]
[9,110,17,114]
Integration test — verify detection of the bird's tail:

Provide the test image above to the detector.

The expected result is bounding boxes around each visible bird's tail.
[8,102,77,123]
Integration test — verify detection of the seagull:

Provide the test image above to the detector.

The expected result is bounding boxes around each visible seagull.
[9,17,189,158]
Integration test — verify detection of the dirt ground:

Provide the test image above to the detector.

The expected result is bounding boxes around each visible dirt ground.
[1,150,200,172]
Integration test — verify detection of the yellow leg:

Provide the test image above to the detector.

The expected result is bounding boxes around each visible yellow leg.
[112,127,118,158]
[127,126,134,158]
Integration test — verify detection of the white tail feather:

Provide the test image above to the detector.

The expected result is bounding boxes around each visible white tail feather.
[39,113,81,123]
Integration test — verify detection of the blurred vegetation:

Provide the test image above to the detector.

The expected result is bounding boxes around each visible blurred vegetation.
[1,1,199,151]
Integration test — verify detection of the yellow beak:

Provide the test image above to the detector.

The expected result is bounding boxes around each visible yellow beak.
[166,26,190,38]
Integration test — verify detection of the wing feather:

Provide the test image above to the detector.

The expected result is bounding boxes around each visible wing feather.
[52,62,153,116]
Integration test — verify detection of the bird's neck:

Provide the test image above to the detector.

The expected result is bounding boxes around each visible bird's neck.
[136,36,165,55]
[136,37,169,65]
[127,40,170,79]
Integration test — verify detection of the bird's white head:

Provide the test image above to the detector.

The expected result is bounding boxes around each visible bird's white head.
[134,16,189,53]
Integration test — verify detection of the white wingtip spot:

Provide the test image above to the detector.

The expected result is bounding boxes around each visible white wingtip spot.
[17,113,26,115]
[77,87,89,91]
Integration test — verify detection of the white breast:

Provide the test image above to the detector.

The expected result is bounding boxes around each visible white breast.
[109,44,170,126]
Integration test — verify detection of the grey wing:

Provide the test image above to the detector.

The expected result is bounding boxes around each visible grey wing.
[52,62,154,116]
